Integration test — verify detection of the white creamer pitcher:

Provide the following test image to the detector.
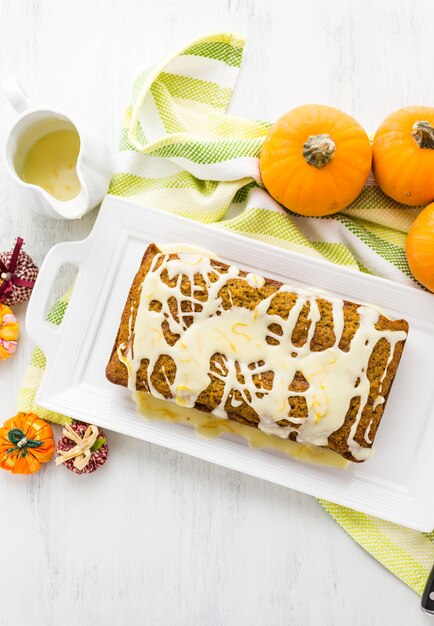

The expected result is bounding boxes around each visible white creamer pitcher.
[3,77,112,219]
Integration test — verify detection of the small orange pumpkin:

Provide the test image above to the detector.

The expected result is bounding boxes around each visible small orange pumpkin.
[259,104,372,217]
[0,412,55,474]
[373,106,434,206]
[406,202,434,291]
[0,303,19,360]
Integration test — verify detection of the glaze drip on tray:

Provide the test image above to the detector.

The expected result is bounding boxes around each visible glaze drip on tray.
[134,391,350,469]
[119,251,407,461]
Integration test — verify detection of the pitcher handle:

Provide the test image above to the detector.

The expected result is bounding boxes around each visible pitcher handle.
[3,77,32,113]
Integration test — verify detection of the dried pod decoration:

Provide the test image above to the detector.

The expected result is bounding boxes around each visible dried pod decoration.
[0,303,19,360]
[0,412,55,474]
[56,421,108,474]
[0,237,38,306]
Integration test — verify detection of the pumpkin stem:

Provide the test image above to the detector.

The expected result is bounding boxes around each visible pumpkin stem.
[303,134,336,168]
[412,121,434,149]
[7,427,44,458]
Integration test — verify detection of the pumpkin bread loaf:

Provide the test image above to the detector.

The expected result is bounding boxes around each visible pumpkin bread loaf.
[106,244,408,462]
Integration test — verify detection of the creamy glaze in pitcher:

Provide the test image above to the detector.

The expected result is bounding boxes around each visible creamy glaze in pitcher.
[3,78,112,219]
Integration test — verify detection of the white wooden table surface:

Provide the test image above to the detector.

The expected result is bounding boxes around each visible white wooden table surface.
[1,1,433,624]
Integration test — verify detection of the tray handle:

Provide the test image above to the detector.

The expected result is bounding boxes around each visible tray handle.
[26,240,87,358]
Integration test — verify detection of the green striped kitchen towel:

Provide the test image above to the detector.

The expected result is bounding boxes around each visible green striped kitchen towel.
[18,32,434,595]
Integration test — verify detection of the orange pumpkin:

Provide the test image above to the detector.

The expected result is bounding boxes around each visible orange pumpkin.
[0,412,55,474]
[259,104,372,217]
[0,303,19,360]
[373,106,434,206]
[406,202,434,291]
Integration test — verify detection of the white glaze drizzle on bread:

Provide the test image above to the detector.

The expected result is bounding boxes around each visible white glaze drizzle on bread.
[119,249,407,461]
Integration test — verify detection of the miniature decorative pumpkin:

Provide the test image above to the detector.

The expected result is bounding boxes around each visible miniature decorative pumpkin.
[406,202,434,291]
[0,303,19,360]
[0,412,55,474]
[373,106,434,206]
[56,421,108,474]
[259,104,372,217]
[0,237,38,306]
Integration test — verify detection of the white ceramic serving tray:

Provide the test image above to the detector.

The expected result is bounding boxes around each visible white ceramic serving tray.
[27,195,434,530]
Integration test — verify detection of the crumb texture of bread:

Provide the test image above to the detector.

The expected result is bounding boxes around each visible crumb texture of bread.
[106,243,408,463]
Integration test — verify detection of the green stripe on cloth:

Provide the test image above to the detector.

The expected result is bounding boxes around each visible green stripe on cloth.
[310,240,360,268]
[147,136,264,162]
[321,501,434,595]
[334,214,413,277]
[131,66,153,102]
[157,72,232,110]
[350,216,407,248]
[221,206,323,250]
[18,290,73,426]
[232,181,259,204]
[182,40,244,67]
[150,82,187,134]
[109,172,219,198]
[342,186,423,233]
[18,32,432,598]
[46,299,69,324]
[119,129,138,152]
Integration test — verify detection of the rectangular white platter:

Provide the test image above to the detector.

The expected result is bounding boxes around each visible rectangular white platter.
[27,195,434,530]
